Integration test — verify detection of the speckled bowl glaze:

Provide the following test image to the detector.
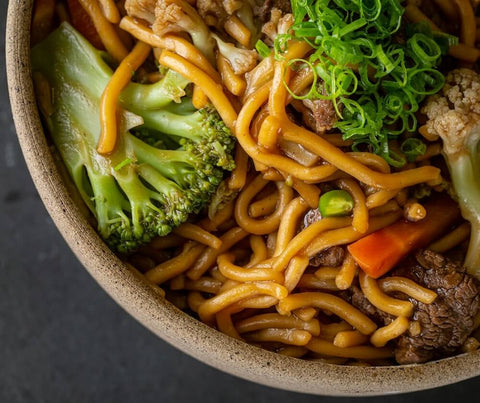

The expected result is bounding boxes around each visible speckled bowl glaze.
[6,0,480,395]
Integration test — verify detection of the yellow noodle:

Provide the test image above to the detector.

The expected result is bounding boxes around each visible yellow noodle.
[235,175,294,235]
[314,267,341,281]
[187,227,249,280]
[198,282,288,322]
[145,242,204,284]
[258,115,281,151]
[248,191,279,218]
[359,271,414,317]
[454,0,476,47]
[217,253,284,283]
[244,328,313,346]
[307,338,394,359]
[159,50,237,130]
[273,216,352,272]
[274,197,309,256]
[369,200,401,217]
[290,178,321,209]
[216,305,243,339]
[336,252,358,290]
[333,330,369,348]
[246,235,268,268]
[187,291,206,313]
[293,307,318,322]
[320,322,353,341]
[305,211,402,257]
[348,152,391,173]
[192,84,209,109]
[77,0,128,62]
[98,0,120,23]
[184,277,223,294]
[235,313,321,336]
[217,54,246,96]
[281,122,440,188]
[277,292,377,335]
[337,178,369,233]
[297,274,339,291]
[370,317,410,348]
[378,277,437,304]
[429,222,471,253]
[228,145,249,190]
[98,42,151,154]
[284,256,311,292]
[119,17,220,81]
[224,15,251,47]
[366,189,401,210]
[235,84,339,182]
[173,222,222,249]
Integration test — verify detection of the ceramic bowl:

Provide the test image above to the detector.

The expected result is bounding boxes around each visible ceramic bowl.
[6,0,480,395]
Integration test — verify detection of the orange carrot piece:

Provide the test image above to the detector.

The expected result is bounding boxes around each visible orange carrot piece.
[347,194,461,278]
[67,0,104,50]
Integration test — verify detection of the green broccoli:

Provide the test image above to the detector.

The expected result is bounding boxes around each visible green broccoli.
[31,23,235,253]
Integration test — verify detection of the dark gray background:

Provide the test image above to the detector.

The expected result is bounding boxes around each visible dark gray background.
[2,1,480,401]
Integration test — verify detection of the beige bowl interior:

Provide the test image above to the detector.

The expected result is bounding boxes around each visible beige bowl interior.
[6,0,480,395]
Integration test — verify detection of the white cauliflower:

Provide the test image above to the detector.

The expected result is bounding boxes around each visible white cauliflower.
[422,68,480,277]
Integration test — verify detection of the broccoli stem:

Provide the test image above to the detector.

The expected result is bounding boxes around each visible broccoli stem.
[448,150,480,276]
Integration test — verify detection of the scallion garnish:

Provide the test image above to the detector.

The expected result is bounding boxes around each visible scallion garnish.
[276,0,458,166]
[255,39,271,58]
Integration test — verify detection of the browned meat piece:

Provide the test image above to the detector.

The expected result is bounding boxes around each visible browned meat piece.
[302,208,322,229]
[196,0,229,25]
[348,250,480,364]
[349,285,393,325]
[392,250,480,364]
[257,0,291,22]
[125,0,156,24]
[301,208,345,267]
[310,247,345,268]
[301,98,338,133]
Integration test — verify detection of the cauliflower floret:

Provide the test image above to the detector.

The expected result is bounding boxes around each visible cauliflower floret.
[422,68,480,278]
[261,8,294,44]
[212,33,258,75]
[153,0,216,62]
[125,0,157,24]
[422,68,480,156]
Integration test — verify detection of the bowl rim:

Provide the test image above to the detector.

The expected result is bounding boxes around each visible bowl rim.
[6,0,480,396]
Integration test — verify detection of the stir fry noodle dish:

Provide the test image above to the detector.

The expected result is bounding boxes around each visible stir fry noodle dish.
[31,0,480,365]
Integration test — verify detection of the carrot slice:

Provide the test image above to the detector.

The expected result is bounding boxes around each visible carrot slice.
[347,194,461,278]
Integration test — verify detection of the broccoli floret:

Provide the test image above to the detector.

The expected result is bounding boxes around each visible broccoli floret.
[422,68,480,278]
[31,23,235,253]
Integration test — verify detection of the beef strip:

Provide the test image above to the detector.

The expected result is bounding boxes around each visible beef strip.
[257,0,291,21]
[301,208,345,267]
[348,250,480,364]
[300,98,337,133]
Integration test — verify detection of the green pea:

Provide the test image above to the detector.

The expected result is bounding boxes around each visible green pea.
[318,190,354,217]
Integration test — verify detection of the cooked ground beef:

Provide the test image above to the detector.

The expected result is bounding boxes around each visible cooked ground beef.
[349,250,480,364]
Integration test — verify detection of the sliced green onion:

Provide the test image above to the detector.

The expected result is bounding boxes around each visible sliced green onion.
[319,190,354,217]
[255,40,271,58]
[401,138,427,162]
